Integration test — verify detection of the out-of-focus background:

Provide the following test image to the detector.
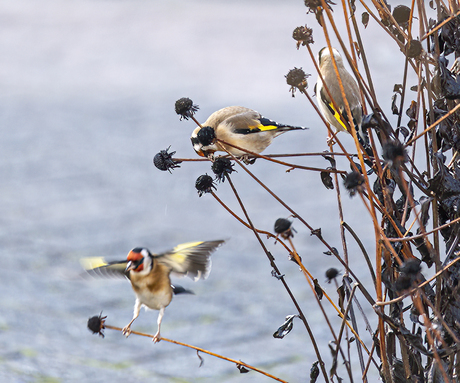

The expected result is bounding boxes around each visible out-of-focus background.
[1,0,417,381]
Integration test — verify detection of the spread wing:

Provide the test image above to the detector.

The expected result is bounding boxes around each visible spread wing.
[155,240,225,281]
[80,257,129,279]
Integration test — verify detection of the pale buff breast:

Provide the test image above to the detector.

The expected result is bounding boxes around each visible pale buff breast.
[130,263,173,310]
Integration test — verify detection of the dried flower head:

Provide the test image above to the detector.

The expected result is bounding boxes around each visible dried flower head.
[304,0,335,15]
[292,25,314,49]
[153,146,181,172]
[392,5,411,29]
[285,67,310,96]
[274,218,297,239]
[344,171,365,197]
[87,312,107,338]
[197,126,216,146]
[405,39,422,59]
[175,97,199,121]
[195,174,216,197]
[211,157,235,182]
[399,259,422,275]
[382,141,408,166]
[325,267,340,282]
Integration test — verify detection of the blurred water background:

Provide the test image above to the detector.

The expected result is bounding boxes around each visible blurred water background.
[1,0,421,382]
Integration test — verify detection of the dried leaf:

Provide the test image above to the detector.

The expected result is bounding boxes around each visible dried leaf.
[362,12,369,28]
[322,153,336,168]
[197,350,204,367]
[273,315,298,339]
[427,360,449,383]
[391,94,399,115]
[438,56,460,99]
[313,279,323,299]
[396,126,409,140]
[236,362,250,373]
[393,84,403,94]
[310,361,320,383]
[320,171,334,189]
[328,342,338,378]
[311,228,322,239]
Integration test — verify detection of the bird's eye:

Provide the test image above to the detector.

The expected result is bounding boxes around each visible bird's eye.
[132,259,144,270]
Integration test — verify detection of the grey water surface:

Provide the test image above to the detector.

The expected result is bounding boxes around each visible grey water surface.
[1,0,412,381]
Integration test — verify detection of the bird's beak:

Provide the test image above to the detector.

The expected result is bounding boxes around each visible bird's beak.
[125,261,134,272]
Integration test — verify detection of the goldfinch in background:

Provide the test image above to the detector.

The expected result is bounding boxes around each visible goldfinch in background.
[316,47,369,148]
[82,240,225,342]
[191,106,307,159]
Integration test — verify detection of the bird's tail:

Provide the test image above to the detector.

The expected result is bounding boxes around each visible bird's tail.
[259,116,308,131]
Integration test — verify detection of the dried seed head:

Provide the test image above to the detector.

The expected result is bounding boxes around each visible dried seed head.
[304,0,335,15]
[211,157,235,182]
[343,171,365,197]
[399,259,422,275]
[382,141,408,166]
[392,5,411,27]
[175,97,199,120]
[285,67,310,96]
[153,146,181,172]
[87,313,107,338]
[405,39,422,58]
[195,174,216,197]
[325,267,340,282]
[292,25,314,48]
[274,218,296,239]
[395,274,413,293]
[197,126,216,146]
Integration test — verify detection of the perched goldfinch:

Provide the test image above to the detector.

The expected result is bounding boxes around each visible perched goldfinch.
[81,240,225,343]
[316,47,368,148]
[190,106,306,159]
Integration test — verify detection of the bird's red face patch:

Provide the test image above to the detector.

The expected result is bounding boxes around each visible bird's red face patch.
[126,251,144,272]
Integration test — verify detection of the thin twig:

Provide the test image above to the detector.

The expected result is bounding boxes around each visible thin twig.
[102,324,287,382]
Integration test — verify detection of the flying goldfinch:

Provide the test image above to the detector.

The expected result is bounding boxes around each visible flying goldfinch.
[81,240,225,343]
[190,106,306,159]
[316,47,369,148]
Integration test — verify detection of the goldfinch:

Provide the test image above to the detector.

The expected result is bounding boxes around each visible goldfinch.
[316,47,369,148]
[81,240,225,342]
[190,106,306,159]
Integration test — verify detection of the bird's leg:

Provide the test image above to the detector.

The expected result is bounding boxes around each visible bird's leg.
[122,299,141,337]
[241,155,256,165]
[152,307,165,343]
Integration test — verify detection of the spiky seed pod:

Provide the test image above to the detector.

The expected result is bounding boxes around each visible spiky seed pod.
[274,218,296,239]
[211,157,235,182]
[195,174,216,197]
[286,67,309,95]
[405,39,422,58]
[175,97,199,120]
[382,141,408,166]
[325,267,340,282]
[292,25,314,48]
[153,147,181,172]
[197,126,216,146]
[87,313,107,338]
[344,171,365,197]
